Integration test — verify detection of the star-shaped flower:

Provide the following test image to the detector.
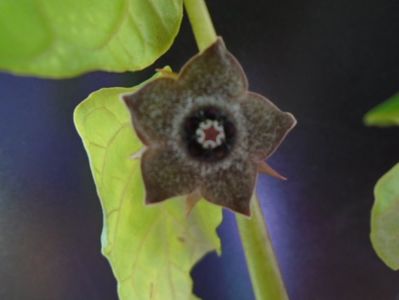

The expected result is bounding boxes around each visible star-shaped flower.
[122,38,296,216]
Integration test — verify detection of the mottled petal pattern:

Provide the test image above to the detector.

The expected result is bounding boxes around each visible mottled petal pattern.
[200,159,258,216]
[141,146,199,204]
[240,92,296,160]
[124,38,297,216]
[179,38,248,98]
[123,78,184,145]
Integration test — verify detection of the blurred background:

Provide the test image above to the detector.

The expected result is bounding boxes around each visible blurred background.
[1,0,399,299]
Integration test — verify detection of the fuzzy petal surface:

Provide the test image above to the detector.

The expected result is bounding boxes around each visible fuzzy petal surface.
[123,77,184,145]
[141,146,199,204]
[179,38,248,98]
[123,38,297,216]
[240,92,296,160]
[200,158,258,215]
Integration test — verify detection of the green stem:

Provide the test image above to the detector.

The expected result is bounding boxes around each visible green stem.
[236,196,289,300]
[183,1,289,299]
[183,0,217,51]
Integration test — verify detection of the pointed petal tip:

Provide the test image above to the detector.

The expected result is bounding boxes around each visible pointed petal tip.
[144,185,168,205]
[220,202,251,217]
[277,174,288,181]
[145,196,164,205]
[225,198,252,217]
[285,112,297,129]
[121,92,139,109]
[120,93,130,102]
[179,35,248,97]
[207,36,226,52]
[120,93,132,106]
[144,196,154,205]
[202,193,253,217]
[238,207,252,217]
[258,161,287,181]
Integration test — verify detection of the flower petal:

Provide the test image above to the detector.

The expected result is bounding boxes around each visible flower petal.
[122,77,184,145]
[141,146,199,204]
[200,159,257,216]
[240,92,296,160]
[179,38,248,98]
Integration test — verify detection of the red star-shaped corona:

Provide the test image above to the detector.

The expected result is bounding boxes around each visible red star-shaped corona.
[204,125,220,142]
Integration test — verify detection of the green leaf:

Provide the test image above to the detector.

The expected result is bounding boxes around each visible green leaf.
[364,92,399,126]
[0,0,183,78]
[370,163,399,270]
[74,71,223,299]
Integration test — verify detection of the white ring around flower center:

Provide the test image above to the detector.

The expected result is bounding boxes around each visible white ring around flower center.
[195,119,226,149]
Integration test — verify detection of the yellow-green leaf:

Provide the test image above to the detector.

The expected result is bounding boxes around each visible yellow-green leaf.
[0,0,183,78]
[370,163,399,270]
[364,92,399,126]
[74,71,223,299]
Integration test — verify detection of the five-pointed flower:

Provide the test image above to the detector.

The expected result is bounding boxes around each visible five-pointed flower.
[122,38,296,216]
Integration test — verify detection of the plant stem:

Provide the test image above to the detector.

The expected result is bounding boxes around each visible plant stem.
[183,1,289,299]
[183,0,217,51]
[236,196,289,300]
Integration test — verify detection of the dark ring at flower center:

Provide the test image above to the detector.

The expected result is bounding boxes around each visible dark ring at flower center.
[182,106,236,162]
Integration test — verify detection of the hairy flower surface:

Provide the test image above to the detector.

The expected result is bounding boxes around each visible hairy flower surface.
[123,38,296,216]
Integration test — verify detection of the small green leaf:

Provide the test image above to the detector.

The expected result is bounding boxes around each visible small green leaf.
[364,92,399,126]
[0,0,183,78]
[370,163,399,270]
[74,71,223,299]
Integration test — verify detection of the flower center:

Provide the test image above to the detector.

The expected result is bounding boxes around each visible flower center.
[182,106,236,162]
[195,119,225,149]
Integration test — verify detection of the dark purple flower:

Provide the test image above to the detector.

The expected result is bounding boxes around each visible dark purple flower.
[123,38,296,216]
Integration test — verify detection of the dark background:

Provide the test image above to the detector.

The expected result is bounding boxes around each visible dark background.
[1,0,399,299]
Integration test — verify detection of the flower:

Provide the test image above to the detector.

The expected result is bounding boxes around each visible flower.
[122,38,296,216]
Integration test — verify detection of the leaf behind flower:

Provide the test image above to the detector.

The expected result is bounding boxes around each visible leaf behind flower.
[74,71,223,299]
